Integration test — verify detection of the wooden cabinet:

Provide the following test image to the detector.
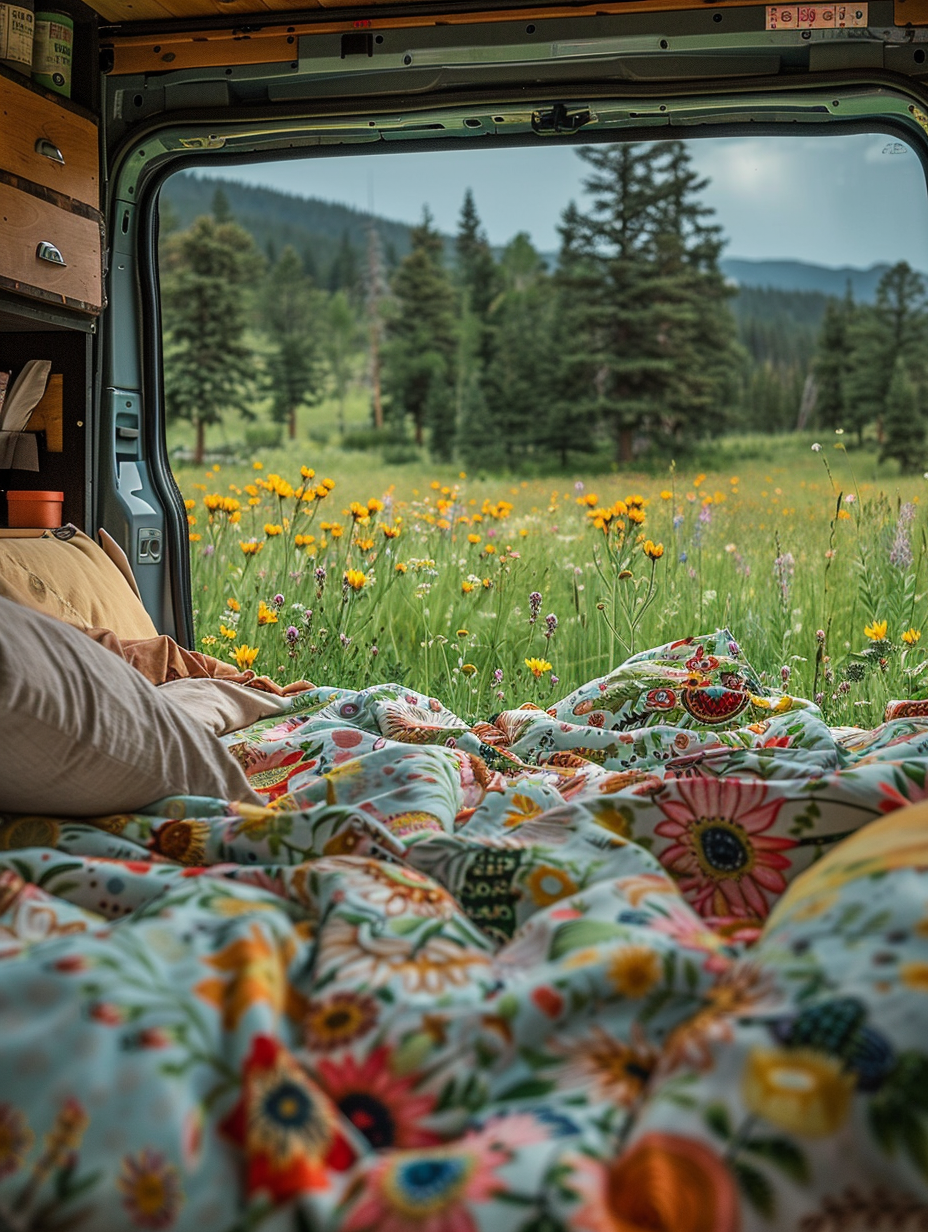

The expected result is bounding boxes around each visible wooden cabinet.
[0,72,98,207]
[0,67,103,316]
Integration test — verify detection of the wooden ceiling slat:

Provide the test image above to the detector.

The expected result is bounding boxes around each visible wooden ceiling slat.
[95,0,774,24]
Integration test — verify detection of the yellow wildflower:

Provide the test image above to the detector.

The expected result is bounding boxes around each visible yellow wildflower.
[226,598,240,612]
[200,635,217,647]
[301,466,315,480]
[903,628,922,645]
[461,580,474,594]
[322,478,335,491]
[367,498,385,514]
[252,461,263,470]
[232,644,259,670]
[239,541,263,556]
[356,537,374,552]
[344,569,366,591]
[330,525,343,539]
[381,524,401,539]
[484,544,497,555]
[264,524,283,537]
[576,493,599,508]
[468,534,481,545]
[349,502,370,523]
[643,540,664,560]
[660,490,672,500]
[456,629,469,637]
[396,562,408,574]
[189,532,201,542]
[864,620,888,641]
[461,664,477,676]
[258,601,278,626]
[204,493,222,511]
[219,624,237,640]
[525,657,553,678]
[184,498,196,511]
[627,507,646,525]
[837,509,851,520]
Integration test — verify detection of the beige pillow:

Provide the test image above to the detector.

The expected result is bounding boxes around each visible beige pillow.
[157,678,290,737]
[0,596,262,817]
[0,527,157,639]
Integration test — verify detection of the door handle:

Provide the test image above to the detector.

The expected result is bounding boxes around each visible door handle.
[36,241,66,266]
[35,138,65,164]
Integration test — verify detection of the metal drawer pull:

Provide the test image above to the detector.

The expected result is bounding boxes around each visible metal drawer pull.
[36,241,66,266]
[34,139,65,165]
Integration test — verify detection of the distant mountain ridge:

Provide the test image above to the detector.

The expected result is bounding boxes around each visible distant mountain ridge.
[161,173,907,303]
[719,258,907,302]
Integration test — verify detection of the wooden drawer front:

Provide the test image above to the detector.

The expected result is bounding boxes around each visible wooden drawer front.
[0,182,102,312]
[0,74,98,209]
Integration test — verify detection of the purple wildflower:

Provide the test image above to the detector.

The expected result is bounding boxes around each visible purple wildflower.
[773,552,795,606]
[889,502,917,571]
[529,591,542,624]
[545,613,558,640]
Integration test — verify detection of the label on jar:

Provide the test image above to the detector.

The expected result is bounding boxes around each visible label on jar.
[32,11,71,96]
[0,4,35,71]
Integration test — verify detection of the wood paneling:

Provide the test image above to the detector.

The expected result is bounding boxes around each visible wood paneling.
[0,75,98,210]
[95,0,770,29]
[0,183,102,313]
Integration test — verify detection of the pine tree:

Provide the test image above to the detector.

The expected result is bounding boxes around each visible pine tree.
[161,215,262,464]
[382,210,458,452]
[553,142,738,462]
[881,355,927,473]
[814,289,853,430]
[326,291,359,436]
[211,186,232,223]
[546,203,603,463]
[328,230,360,297]
[455,190,499,359]
[845,261,928,445]
[477,234,563,470]
[365,226,387,430]
[261,246,326,440]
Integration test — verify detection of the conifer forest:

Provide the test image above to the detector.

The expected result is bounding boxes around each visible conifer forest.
[159,140,928,474]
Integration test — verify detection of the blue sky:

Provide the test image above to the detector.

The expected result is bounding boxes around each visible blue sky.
[199,133,928,268]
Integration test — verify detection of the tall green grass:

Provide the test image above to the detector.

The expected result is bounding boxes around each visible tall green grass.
[174,433,928,727]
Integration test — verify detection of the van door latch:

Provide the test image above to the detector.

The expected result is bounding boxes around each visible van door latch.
[137,527,162,566]
[532,104,593,134]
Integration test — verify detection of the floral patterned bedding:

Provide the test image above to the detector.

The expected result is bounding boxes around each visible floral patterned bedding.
[2,629,928,1231]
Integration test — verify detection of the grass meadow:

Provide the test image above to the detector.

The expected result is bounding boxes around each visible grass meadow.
[172,410,928,728]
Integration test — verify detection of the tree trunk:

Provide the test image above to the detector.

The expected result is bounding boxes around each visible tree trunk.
[194,417,205,466]
[370,325,384,430]
[618,427,633,464]
[289,405,297,440]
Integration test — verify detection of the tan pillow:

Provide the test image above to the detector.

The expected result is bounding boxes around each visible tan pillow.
[157,678,290,737]
[0,596,262,817]
[0,527,157,639]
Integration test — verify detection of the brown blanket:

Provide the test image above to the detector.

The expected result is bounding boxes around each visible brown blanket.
[85,628,314,695]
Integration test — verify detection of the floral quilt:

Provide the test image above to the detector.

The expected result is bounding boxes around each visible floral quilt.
[2,629,928,1231]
